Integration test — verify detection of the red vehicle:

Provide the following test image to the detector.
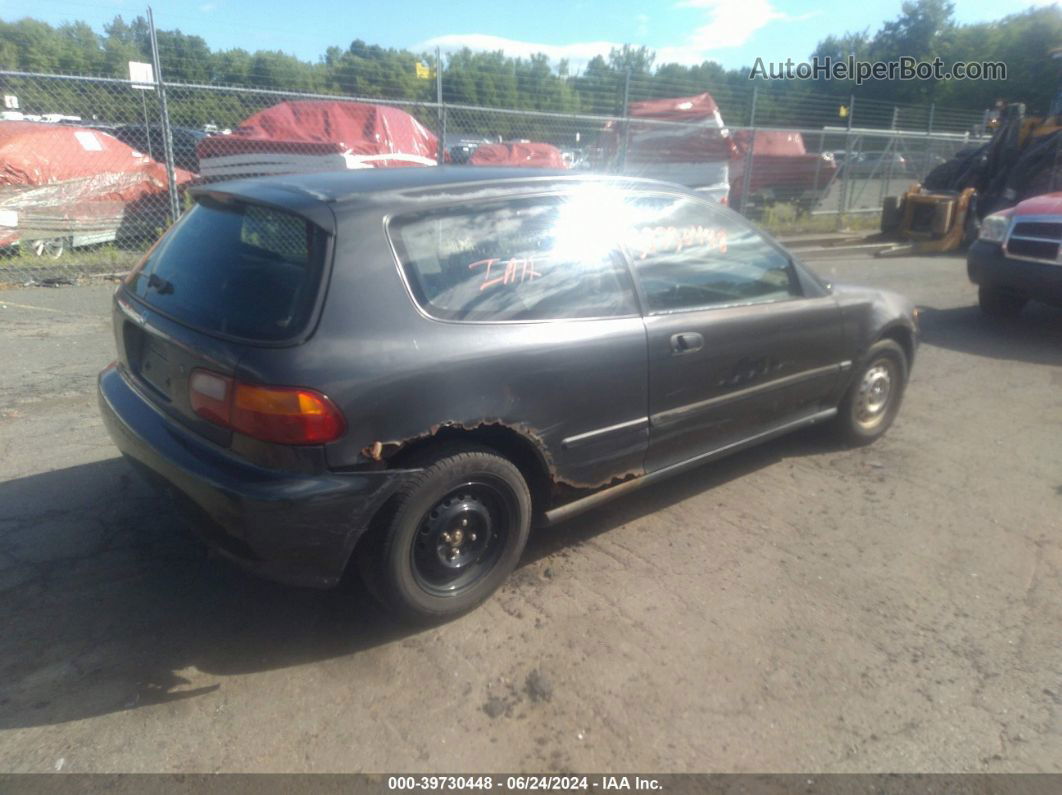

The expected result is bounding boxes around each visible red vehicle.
[0,121,191,257]
[196,100,441,181]
[467,141,567,169]
[601,93,736,203]
[728,130,838,213]
[968,192,1062,317]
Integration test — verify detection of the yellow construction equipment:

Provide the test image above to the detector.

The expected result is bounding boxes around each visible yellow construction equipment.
[878,85,1062,257]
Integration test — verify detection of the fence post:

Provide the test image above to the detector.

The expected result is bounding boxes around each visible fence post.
[436,47,446,165]
[148,7,180,224]
[1053,135,1062,193]
[618,69,631,172]
[811,128,826,206]
[923,102,935,187]
[837,93,855,229]
[737,85,757,215]
[139,91,154,160]
[880,106,899,205]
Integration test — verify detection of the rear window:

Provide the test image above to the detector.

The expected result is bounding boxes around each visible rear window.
[389,196,639,322]
[128,199,328,341]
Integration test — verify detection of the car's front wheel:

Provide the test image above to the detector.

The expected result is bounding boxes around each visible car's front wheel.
[833,339,908,446]
[359,444,531,623]
[978,286,1026,319]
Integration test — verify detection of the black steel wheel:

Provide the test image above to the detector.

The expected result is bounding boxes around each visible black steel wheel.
[359,444,531,623]
[410,477,519,597]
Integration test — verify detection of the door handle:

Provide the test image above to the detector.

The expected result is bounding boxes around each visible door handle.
[670,332,704,355]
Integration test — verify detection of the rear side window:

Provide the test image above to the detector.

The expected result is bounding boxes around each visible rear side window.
[389,196,638,321]
[128,199,328,341]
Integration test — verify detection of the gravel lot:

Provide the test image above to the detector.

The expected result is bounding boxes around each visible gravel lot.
[0,251,1059,774]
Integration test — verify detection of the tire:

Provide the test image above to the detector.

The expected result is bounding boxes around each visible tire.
[978,286,1026,319]
[881,196,901,234]
[359,444,532,623]
[833,339,908,446]
[961,213,980,248]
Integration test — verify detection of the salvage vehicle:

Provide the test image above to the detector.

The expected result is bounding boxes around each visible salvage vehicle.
[195,100,441,181]
[468,141,568,169]
[841,150,909,179]
[968,191,1062,316]
[98,168,918,622]
[0,121,193,257]
[112,124,208,174]
[600,93,735,204]
[728,130,838,215]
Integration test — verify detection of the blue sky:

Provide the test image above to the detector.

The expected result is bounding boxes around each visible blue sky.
[2,0,1058,70]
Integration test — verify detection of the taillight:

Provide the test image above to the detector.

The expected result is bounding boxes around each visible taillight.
[189,369,232,426]
[189,368,345,445]
[232,383,345,444]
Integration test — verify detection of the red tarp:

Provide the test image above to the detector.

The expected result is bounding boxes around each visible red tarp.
[468,142,567,169]
[0,121,191,245]
[627,92,723,123]
[0,121,189,196]
[731,129,807,157]
[728,129,837,205]
[196,100,440,178]
[609,92,737,165]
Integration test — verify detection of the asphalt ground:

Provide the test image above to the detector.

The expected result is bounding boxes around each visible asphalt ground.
[0,250,1059,773]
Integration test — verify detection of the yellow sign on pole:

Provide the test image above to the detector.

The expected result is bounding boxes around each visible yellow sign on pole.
[839,104,849,119]
[415,62,431,80]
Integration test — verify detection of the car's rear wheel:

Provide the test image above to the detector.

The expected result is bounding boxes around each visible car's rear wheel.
[978,286,1026,319]
[833,339,908,446]
[359,444,531,623]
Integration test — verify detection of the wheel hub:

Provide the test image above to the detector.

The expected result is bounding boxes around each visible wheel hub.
[856,362,893,427]
[409,478,518,597]
[423,495,491,570]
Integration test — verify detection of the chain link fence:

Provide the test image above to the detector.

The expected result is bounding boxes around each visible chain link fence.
[0,68,988,286]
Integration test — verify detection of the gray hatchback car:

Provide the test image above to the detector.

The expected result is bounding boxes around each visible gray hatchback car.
[99,168,918,622]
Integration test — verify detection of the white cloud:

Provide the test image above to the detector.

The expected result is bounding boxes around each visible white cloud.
[419,34,624,70]
[675,0,783,50]
[420,0,812,70]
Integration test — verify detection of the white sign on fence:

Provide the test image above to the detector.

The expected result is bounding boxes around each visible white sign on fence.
[3,95,18,109]
[128,61,155,90]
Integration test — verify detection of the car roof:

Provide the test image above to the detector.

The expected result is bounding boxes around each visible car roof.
[189,167,685,229]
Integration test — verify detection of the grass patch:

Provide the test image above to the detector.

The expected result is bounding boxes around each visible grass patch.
[0,244,143,283]
[756,203,881,236]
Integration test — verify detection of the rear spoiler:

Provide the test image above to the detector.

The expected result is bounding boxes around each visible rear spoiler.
[188,182,337,235]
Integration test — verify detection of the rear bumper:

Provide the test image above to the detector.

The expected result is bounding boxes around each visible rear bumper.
[968,241,1062,307]
[98,364,418,588]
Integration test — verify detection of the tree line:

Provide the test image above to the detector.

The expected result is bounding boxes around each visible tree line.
[0,0,1058,136]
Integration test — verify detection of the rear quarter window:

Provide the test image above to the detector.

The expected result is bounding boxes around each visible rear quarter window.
[389,196,638,322]
[128,199,328,342]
